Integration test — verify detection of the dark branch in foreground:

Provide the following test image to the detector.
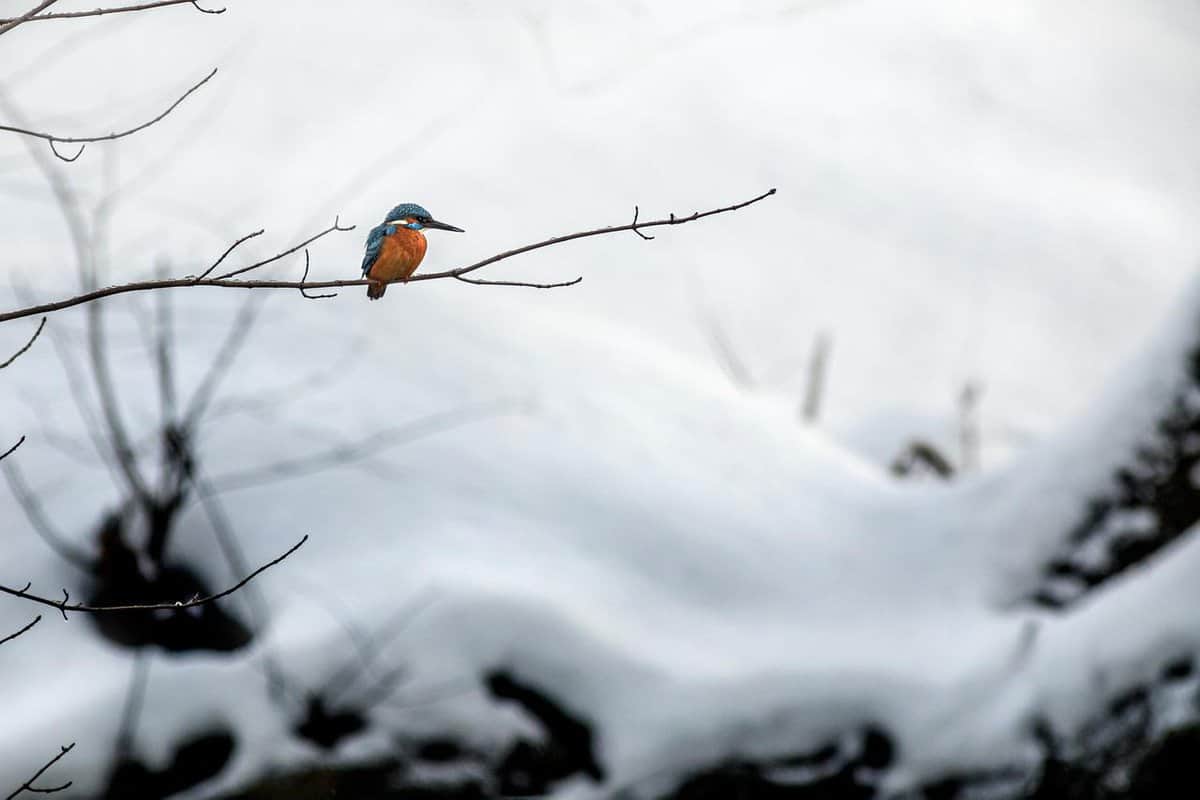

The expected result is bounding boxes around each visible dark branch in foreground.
[0,615,40,647]
[0,317,46,368]
[0,189,777,323]
[0,0,223,25]
[0,536,307,619]
[0,68,218,162]
[0,437,24,462]
[5,742,74,800]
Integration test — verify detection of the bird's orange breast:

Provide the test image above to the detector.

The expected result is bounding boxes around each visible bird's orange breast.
[368,227,428,284]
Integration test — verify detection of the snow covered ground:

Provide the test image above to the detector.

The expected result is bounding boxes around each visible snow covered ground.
[1,0,1199,796]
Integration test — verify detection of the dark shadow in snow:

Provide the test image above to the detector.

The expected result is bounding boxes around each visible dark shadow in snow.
[485,668,606,793]
[656,724,894,800]
[100,729,235,799]
[1032,335,1200,608]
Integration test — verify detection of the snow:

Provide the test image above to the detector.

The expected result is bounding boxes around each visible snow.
[0,0,1199,797]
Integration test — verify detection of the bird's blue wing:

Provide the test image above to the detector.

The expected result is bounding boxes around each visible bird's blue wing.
[360,224,390,275]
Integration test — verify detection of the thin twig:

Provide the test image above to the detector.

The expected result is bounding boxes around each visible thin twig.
[454,275,582,289]
[0,0,223,24]
[0,189,776,323]
[0,317,46,369]
[0,535,307,619]
[0,615,40,647]
[0,69,218,162]
[215,217,354,280]
[299,250,337,299]
[0,437,24,462]
[5,743,74,800]
[631,205,654,240]
[193,228,265,281]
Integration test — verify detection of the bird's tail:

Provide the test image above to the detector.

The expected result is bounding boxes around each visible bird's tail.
[367,280,386,300]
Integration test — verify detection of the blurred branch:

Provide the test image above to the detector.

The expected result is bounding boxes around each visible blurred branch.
[181,294,265,430]
[208,402,521,492]
[2,459,95,571]
[0,188,778,323]
[0,615,40,647]
[890,440,955,480]
[698,307,754,389]
[322,591,436,704]
[959,380,983,472]
[0,68,218,162]
[191,468,289,698]
[205,337,365,422]
[5,742,74,800]
[114,652,150,762]
[0,535,307,618]
[0,317,46,368]
[0,0,223,25]
[800,331,832,423]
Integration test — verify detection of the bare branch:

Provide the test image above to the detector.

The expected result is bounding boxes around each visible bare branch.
[46,140,83,163]
[454,275,582,289]
[5,743,74,800]
[0,0,224,25]
[0,189,777,323]
[0,69,218,161]
[299,249,337,299]
[0,535,307,618]
[0,615,40,647]
[0,1,58,37]
[0,437,25,462]
[193,228,265,281]
[0,317,46,369]
[214,217,354,280]
[631,205,654,240]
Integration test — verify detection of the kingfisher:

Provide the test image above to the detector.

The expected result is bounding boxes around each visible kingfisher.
[360,203,464,299]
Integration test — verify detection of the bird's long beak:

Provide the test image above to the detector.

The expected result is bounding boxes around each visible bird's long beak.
[423,219,464,233]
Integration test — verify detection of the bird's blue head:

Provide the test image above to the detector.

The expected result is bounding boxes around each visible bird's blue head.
[383,203,464,233]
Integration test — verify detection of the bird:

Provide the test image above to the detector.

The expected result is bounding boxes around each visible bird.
[360,202,464,299]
